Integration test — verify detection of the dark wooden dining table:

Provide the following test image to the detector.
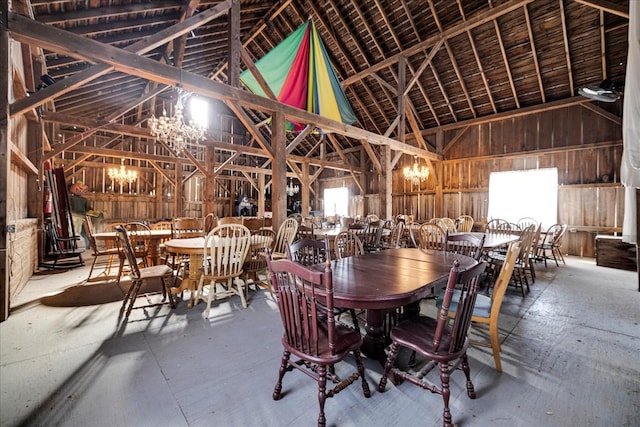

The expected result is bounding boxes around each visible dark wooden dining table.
[449,231,521,249]
[309,248,477,362]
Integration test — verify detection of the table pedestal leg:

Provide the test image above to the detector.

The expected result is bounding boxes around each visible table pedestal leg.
[360,309,388,365]
[170,253,202,308]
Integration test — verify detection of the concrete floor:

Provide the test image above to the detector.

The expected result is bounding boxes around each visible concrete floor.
[1,252,639,427]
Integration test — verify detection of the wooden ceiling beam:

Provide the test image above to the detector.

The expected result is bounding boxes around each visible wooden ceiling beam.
[456,0,497,114]
[10,1,231,118]
[559,0,575,97]
[9,12,440,161]
[574,0,629,18]
[224,100,274,158]
[327,134,364,194]
[523,4,546,103]
[342,0,534,87]
[36,1,183,24]
[491,9,520,109]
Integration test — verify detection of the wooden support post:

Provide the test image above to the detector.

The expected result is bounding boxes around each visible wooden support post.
[257,173,265,217]
[205,143,216,215]
[397,55,406,143]
[272,111,286,230]
[227,0,240,88]
[27,119,44,268]
[174,165,182,217]
[301,162,310,218]
[384,145,392,220]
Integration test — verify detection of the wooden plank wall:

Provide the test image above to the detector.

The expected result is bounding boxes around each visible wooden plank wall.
[391,104,624,258]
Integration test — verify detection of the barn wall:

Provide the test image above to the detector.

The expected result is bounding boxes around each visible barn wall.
[6,39,38,300]
[391,104,623,258]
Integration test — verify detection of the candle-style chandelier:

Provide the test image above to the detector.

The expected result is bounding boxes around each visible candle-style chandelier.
[403,155,429,185]
[286,178,300,196]
[148,88,206,153]
[108,159,137,184]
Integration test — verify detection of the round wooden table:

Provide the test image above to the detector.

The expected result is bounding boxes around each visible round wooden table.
[164,235,272,308]
[93,229,173,266]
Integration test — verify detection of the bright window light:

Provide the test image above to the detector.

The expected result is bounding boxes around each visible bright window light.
[189,97,208,128]
[324,187,349,216]
[487,168,558,228]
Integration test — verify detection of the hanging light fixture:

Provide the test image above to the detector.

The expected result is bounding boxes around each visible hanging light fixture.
[108,159,138,185]
[148,88,206,153]
[286,178,300,196]
[403,155,429,185]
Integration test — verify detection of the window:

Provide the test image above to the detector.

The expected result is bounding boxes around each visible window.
[487,168,558,227]
[189,97,208,128]
[324,187,349,216]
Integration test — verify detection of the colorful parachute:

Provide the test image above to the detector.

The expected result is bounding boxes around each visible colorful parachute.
[240,20,356,132]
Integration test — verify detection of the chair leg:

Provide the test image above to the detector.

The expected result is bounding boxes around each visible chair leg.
[349,309,360,331]
[86,256,99,281]
[439,362,453,427]
[161,277,175,309]
[273,350,290,400]
[205,281,215,318]
[489,321,502,372]
[234,278,248,308]
[353,349,371,397]
[316,364,328,427]
[461,353,476,399]
[378,342,400,392]
[123,279,143,321]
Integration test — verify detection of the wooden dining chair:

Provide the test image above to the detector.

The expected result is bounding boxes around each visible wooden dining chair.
[266,254,371,427]
[378,260,486,427]
[242,217,264,232]
[444,231,485,261]
[296,223,314,240]
[83,215,124,283]
[485,218,511,234]
[241,228,276,297]
[362,220,384,252]
[195,224,251,316]
[124,221,151,267]
[516,216,538,230]
[437,242,520,372]
[271,217,299,260]
[114,226,175,323]
[437,217,458,235]
[286,236,360,331]
[406,222,422,248]
[537,223,568,267]
[455,215,474,232]
[383,220,405,249]
[172,217,205,238]
[417,222,446,251]
[203,213,217,233]
[334,230,364,259]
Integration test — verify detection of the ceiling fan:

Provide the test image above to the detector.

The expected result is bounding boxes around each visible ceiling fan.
[578,79,622,102]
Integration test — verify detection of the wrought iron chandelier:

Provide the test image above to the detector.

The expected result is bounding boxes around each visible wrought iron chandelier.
[286,178,300,196]
[108,159,137,184]
[148,88,206,153]
[403,155,429,185]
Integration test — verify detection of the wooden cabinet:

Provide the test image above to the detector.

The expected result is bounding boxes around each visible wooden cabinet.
[595,235,637,271]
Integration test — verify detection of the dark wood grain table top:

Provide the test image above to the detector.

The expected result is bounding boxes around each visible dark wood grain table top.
[310,248,477,310]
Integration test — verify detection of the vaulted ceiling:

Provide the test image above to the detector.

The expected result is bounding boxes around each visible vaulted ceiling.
[9,0,629,168]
